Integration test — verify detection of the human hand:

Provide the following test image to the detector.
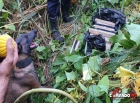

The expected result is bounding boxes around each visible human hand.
[0,38,18,103]
[0,38,18,77]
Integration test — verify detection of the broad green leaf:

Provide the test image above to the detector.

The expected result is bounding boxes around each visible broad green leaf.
[74,59,83,71]
[113,98,121,103]
[109,30,125,43]
[94,97,103,103]
[67,88,75,92]
[4,24,15,31]
[45,94,56,102]
[82,64,92,81]
[54,83,60,88]
[119,39,135,48]
[106,94,111,103]
[60,62,67,70]
[98,75,109,93]
[53,58,65,66]
[65,71,76,81]
[36,46,46,52]
[109,30,135,48]
[107,0,119,5]
[88,85,102,97]
[98,85,108,93]
[78,81,87,92]
[111,43,123,52]
[56,76,66,83]
[37,54,44,59]
[54,100,62,103]
[126,23,140,46]
[83,93,91,103]
[0,0,4,10]
[88,56,102,72]
[65,55,83,63]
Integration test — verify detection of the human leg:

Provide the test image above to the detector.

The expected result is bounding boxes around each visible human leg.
[48,0,64,42]
[61,0,74,23]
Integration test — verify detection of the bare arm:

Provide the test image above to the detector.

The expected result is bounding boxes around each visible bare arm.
[0,39,18,103]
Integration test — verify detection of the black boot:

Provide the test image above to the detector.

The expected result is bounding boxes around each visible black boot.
[62,13,74,23]
[61,0,74,23]
[49,18,64,42]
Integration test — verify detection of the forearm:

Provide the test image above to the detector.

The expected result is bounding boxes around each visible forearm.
[0,76,10,103]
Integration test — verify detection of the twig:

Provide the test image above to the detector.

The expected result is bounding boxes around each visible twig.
[14,4,47,18]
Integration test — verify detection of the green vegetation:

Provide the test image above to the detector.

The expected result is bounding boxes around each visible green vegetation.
[1,0,140,103]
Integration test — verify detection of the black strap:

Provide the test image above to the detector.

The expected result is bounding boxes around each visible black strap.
[16,57,32,69]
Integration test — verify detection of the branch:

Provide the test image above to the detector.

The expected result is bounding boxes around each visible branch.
[14,88,77,103]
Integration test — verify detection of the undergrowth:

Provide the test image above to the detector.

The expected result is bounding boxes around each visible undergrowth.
[1,0,140,103]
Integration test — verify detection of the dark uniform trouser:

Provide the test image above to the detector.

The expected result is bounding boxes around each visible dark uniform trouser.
[48,0,71,19]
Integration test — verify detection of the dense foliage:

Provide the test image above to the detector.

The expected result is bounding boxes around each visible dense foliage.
[1,0,140,103]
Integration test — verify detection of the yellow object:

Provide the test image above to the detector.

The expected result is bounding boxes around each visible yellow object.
[114,66,134,87]
[0,34,16,57]
[114,66,140,96]
[117,66,135,77]
[113,71,120,78]
[121,76,131,87]
[134,72,140,96]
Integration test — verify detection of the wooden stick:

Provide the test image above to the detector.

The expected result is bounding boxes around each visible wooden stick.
[93,25,116,32]
[70,39,80,54]
[106,43,112,50]
[89,28,115,38]
[95,18,115,27]
[105,37,110,43]
[74,40,80,51]
[14,4,47,18]
[70,39,76,54]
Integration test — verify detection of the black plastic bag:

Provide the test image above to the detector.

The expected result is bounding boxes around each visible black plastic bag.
[83,31,106,56]
[92,8,126,31]
[82,8,126,55]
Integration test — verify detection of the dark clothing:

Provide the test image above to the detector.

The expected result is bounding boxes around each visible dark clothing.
[48,0,60,19]
[48,0,71,19]
[47,0,72,42]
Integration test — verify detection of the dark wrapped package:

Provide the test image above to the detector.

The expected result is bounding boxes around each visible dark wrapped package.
[83,31,106,56]
[82,8,126,55]
[92,8,126,31]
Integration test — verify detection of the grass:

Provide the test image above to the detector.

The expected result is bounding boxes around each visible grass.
[1,0,140,103]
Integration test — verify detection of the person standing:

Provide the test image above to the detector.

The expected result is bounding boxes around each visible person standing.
[48,0,73,42]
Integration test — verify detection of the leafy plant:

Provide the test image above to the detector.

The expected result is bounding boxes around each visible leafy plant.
[1,0,140,103]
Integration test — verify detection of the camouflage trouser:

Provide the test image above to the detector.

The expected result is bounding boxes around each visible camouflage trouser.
[47,0,71,19]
